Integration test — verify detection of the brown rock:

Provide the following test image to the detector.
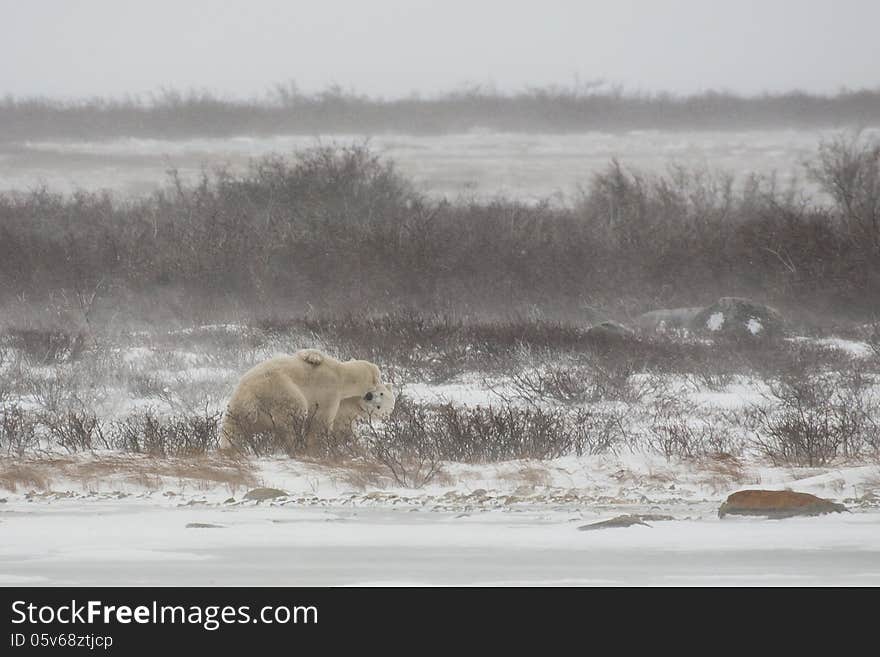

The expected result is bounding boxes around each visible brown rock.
[243,487,287,501]
[718,489,847,519]
[637,514,675,522]
[578,514,652,531]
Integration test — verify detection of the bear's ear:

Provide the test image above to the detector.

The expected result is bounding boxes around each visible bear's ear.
[387,384,394,394]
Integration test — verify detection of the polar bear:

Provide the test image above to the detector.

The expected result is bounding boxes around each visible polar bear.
[334,382,396,435]
[219,349,386,455]
[296,348,396,435]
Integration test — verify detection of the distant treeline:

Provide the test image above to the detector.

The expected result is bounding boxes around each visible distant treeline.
[1,135,878,329]
[2,85,880,140]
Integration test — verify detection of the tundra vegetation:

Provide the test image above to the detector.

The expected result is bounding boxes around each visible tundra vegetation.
[2,85,879,139]
[1,133,879,487]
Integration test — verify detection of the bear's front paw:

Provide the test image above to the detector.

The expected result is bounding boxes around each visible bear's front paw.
[299,349,324,366]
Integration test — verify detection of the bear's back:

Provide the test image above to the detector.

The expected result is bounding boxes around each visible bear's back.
[237,353,347,390]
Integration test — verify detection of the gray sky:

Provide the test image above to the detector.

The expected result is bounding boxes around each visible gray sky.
[2,0,878,99]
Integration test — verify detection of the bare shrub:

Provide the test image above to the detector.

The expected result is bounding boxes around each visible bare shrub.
[868,322,880,358]
[435,403,569,462]
[220,393,633,476]
[229,429,294,458]
[154,378,227,416]
[7,329,87,365]
[309,426,367,461]
[808,132,880,255]
[737,338,851,382]
[0,405,40,457]
[362,403,441,488]
[42,409,109,453]
[267,313,588,383]
[747,369,879,465]
[647,397,735,459]
[360,399,629,484]
[683,365,737,392]
[223,409,313,458]
[0,350,11,406]
[219,404,365,460]
[24,374,71,415]
[125,372,168,400]
[112,411,221,457]
[3,138,880,323]
[506,352,662,407]
[570,407,632,455]
[507,367,597,405]
[647,398,704,458]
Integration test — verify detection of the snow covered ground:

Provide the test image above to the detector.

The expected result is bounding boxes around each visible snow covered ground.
[3,502,879,586]
[1,454,877,586]
[5,127,877,201]
[1,327,878,586]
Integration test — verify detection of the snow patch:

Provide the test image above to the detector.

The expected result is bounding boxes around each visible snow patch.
[746,317,763,334]
[706,312,725,331]
[122,347,153,363]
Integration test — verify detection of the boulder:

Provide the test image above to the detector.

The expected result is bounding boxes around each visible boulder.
[718,489,847,519]
[691,297,784,338]
[578,514,659,531]
[243,487,287,501]
[634,307,703,333]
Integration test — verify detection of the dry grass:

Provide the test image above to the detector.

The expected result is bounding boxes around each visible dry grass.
[0,462,50,492]
[691,454,750,494]
[699,453,747,481]
[330,458,397,491]
[0,454,257,493]
[496,463,553,490]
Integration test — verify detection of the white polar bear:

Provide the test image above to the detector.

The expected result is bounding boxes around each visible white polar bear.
[219,349,390,455]
[334,381,396,435]
[297,348,396,435]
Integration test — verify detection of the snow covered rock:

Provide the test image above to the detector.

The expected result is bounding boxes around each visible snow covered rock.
[691,297,785,338]
[718,490,847,519]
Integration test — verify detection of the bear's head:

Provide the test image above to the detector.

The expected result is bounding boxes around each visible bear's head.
[357,383,396,418]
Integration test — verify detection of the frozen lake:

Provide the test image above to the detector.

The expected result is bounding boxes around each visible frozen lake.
[4,127,877,201]
[3,502,878,586]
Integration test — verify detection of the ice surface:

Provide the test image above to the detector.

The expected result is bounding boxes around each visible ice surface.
[1,500,878,586]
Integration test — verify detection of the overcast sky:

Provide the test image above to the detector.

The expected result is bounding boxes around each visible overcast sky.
[2,0,878,99]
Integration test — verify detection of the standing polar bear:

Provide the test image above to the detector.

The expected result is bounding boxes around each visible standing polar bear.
[220,349,395,455]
